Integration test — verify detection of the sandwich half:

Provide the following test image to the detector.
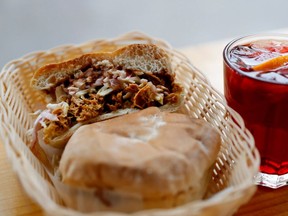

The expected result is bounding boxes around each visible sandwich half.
[29,44,183,171]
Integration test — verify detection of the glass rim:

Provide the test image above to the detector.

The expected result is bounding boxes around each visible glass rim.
[223,33,288,85]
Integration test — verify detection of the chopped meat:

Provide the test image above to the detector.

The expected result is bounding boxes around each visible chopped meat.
[76,104,102,122]
[165,93,180,104]
[122,84,138,100]
[142,72,163,85]
[105,92,123,111]
[37,60,182,141]
[69,94,104,122]
[43,114,70,142]
[133,83,157,109]
[124,83,139,93]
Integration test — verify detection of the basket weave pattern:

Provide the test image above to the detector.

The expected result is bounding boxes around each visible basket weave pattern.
[0,32,260,216]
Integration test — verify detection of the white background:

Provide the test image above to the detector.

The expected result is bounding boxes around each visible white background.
[1,0,288,68]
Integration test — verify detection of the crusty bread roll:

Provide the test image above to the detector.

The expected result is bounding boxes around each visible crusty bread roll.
[29,44,183,172]
[59,107,221,212]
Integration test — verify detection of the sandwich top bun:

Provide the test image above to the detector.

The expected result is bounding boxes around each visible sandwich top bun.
[59,107,221,211]
[31,44,173,90]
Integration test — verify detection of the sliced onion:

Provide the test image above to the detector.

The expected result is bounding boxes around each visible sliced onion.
[97,85,113,96]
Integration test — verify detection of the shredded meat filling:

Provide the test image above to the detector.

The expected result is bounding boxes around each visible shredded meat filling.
[40,60,182,140]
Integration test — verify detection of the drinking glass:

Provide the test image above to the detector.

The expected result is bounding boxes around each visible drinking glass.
[223,34,288,188]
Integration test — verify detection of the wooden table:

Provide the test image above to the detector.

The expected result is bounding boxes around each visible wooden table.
[1,37,288,216]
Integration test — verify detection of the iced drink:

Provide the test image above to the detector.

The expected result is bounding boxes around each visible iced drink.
[223,35,288,188]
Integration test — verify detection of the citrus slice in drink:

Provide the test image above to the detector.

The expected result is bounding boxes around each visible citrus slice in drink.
[252,55,288,71]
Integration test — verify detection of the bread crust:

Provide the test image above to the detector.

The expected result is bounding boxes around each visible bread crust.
[59,107,221,209]
[31,44,172,90]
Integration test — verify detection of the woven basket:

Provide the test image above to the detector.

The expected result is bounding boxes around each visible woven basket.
[0,32,260,216]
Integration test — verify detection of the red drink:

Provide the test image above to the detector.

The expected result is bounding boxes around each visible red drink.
[223,35,288,188]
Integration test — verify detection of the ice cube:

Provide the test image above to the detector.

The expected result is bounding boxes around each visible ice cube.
[252,40,288,53]
[254,52,280,63]
[240,52,280,67]
[252,40,273,51]
[259,72,288,84]
[231,45,261,58]
[230,46,262,67]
